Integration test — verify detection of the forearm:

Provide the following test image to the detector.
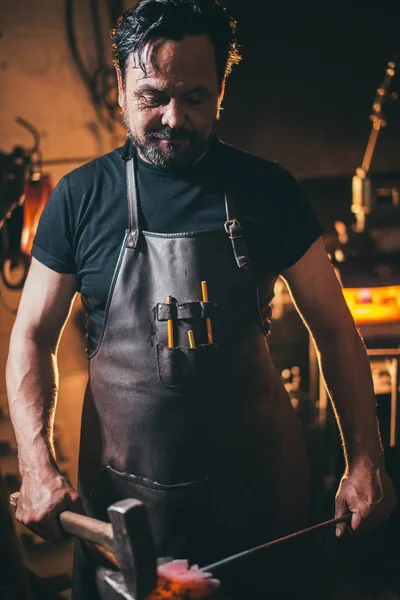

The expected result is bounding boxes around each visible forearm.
[7,336,60,476]
[282,241,396,531]
[315,326,383,467]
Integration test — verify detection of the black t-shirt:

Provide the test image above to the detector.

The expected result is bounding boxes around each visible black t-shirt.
[32,138,323,353]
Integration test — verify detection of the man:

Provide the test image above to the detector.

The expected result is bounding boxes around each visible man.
[6,0,396,598]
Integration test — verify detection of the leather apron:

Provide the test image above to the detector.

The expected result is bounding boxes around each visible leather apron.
[73,156,310,599]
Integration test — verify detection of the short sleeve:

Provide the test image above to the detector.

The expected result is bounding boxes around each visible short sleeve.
[275,166,323,272]
[31,177,76,274]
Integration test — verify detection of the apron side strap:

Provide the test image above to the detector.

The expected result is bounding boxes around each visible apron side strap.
[125,157,140,249]
[224,189,236,222]
[224,191,250,269]
[224,219,250,269]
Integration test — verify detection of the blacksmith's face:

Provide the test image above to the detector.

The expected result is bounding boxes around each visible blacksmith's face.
[117,35,224,168]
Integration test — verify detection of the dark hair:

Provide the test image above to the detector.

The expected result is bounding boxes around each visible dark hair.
[111,0,241,88]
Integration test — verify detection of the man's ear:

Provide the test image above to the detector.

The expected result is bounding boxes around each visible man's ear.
[116,68,124,108]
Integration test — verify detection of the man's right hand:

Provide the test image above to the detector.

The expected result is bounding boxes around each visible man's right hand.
[16,467,80,541]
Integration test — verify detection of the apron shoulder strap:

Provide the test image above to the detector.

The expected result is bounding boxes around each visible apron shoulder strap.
[125,154,249,269]
[126,157,140,249]
[224,191,250,269]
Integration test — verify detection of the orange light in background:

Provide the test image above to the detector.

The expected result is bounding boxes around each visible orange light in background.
[20,174,52,255]
[342,286,400,324]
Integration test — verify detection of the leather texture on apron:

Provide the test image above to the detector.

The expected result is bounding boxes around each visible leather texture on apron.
[73,156,310,599]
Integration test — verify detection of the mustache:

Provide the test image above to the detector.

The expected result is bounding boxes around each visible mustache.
[146,127,192,140]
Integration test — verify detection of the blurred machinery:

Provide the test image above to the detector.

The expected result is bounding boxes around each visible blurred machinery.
[272,58,400,426]
[325,58,400,450]
[268,58,400,513]
[0,117,52,290]
[351,60,398,233]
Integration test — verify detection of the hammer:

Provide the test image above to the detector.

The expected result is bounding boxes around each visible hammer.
[9,492,220,600]
[10,492,159,599]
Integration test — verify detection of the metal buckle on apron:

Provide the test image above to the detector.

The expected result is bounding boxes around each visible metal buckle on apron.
[224,219,242,238]
[224,219,250,269]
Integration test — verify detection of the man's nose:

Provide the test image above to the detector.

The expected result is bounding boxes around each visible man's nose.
[161,99,186,129]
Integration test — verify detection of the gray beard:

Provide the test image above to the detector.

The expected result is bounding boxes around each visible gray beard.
[123,114,210,169]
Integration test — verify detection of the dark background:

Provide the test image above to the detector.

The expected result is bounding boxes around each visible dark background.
[215,0,400,179]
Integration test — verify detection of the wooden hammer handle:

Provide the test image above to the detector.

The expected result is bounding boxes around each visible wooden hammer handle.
[10,491,115,555]
[59,510,115,553]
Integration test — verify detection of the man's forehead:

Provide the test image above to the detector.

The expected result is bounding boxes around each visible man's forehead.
[126,36,217,82]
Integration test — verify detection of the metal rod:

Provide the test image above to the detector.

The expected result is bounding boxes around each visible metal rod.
[201,280,213,344]
[201,513,352,572]
[188,330,195,348]
[361,125,380,175]
[390,357,398,447]
[167,296,174,348]
[360,59,396,176]
[367,349,400,357]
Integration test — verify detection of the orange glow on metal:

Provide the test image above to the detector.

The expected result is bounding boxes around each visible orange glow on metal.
[147,559,220,599]
[343,286,400,324]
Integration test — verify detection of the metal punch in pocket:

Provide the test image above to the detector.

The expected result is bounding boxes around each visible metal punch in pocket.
[155,298,219,389]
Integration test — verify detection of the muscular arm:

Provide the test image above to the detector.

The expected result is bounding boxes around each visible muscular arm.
[6,258,79,534]
[281,238,396,533]
[282,238,381,463]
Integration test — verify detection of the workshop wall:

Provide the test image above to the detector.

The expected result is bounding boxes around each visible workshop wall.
[0,0,127,186]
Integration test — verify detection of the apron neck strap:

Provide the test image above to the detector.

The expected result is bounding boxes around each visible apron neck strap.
[224,191,250,269]
[125,157,140,249]
[125,155,249,269]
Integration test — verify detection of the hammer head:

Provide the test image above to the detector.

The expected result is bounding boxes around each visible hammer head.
[106,498,158,600]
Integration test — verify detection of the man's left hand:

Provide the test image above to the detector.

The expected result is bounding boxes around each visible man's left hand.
[335,456,397,537]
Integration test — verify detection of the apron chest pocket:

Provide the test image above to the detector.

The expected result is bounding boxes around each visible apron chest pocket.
[156,342,218,389]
